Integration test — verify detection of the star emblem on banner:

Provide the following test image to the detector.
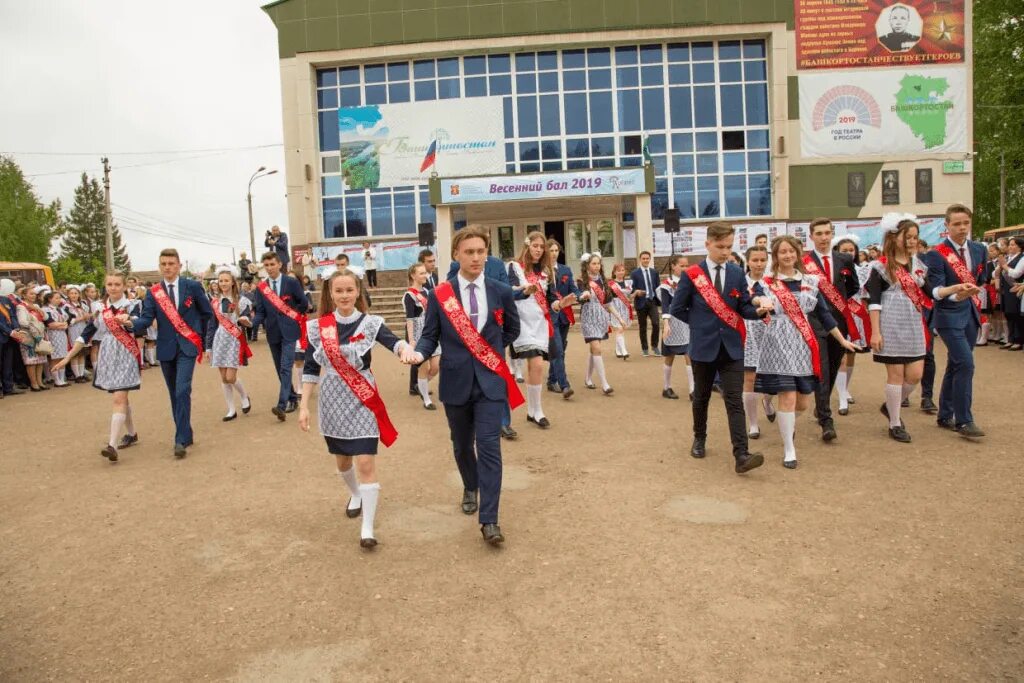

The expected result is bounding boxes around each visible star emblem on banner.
[934,18,955,42]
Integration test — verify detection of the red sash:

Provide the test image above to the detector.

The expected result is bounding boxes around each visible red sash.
[317,314,397,447]
[150,284,204,363]
[520,263,553,336]
[609,281,634,321]
[588,279,606,305]
[102,307,142,368]
[214,299,253,366]
[686,264,746,346]
[802,254,868,343]
[879,258,934,347]
[434,281,525,410]
[407,287,428,311]
[560,296,576,325]
[765,277,821,381]
[257,280,308,350]
[934,243,986,323]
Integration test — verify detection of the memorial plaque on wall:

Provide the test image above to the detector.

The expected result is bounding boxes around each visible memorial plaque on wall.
[881,170,900,205]
[915,168,933,204]
[847,172,866,207]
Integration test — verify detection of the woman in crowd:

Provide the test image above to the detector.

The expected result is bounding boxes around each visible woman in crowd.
[53,272,141,462]
[41,291,71,388]
[63,285,91,383]
[742,245,772,438]
[657,255,692,401]
[205,267,253,421]
[866,216,932,443]
[16,286,49,391]
[756,236,859,469]
[607,263,633,360]
[403,262,439,411]
[299,268,409,549]
[997,237,1024,350]
[84,282,104,369]
[579,253,615,395]
[834,236,867,414]
[508,232,558,427]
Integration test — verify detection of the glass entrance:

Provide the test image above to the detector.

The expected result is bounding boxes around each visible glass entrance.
[566,218,618,272]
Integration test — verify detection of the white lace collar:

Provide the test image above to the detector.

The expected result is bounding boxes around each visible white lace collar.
[334,309,362,324]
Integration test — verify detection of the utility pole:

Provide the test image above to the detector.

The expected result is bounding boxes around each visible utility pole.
[102,157,114,271]
[1000,151,1007,228]
[246,188,256,260]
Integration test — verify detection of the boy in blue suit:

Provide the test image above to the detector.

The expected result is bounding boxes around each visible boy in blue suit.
[405,226,521,545]
[630,251,662,356]
[671,222,772,474]
[130,248,213,458]
[252,252,309,421]
[921,204,988,438]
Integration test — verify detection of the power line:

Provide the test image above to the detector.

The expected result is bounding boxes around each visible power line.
[112,202,245,239]
[3,143,283,156]
[114,215,242,248]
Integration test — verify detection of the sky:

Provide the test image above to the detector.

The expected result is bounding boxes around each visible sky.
[0,0,289,271]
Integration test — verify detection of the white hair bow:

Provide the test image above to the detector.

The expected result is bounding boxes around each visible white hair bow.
[832,233,860,247]
[580,252,594,262]
[215,264,240,278]
[879,212,918,233]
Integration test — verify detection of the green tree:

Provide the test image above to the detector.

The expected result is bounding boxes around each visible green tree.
[60,172,131,280]
[974,1,1024,232]
[0,156,63,263]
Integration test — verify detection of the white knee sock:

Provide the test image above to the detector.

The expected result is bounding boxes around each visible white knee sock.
[222,383,235,416]
[417,378,432,406]
[586,355,594,384]
[835,371,849,410]
[109,412,126,449]
[526,384,544,419]
[662,364,672,391]
[359,482,380,540]
[885,384,903,428]
[233,379,249,406]
[592,356,610,391]
[338,468,361,508]
[616,334,627,356]
[742,391,760,434]
[685,364,694,394]
[124,405,135,436]
[513,358,523,379]
[844,366,854,397]
[69,362,81,379]
[778,411,796,462]
[980,322,990,343]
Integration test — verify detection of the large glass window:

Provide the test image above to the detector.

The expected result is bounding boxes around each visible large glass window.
[315,39,773,238]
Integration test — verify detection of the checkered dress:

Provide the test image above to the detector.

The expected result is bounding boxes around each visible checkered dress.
[404,292,440,357]
[868,258,928,362]
[756,275,822,377]
[42,306,70,360]
[580,277,610,341]
[210,297,252,369]
[743,277,768,370]
[90,300,141,392]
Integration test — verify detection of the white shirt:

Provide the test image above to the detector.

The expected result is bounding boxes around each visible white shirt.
[1003,252,1024,281]
[704,258,728,293]
[163,278,180,308]
[266,275,282,295]
[457,271,487,333]
[813,250,834,283]
[933,238,971,301]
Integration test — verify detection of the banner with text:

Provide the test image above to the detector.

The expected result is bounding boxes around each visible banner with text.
[440,168,648,204]
[311,240,427,277]
[799,67,967,158]
[795,0,965,70]
[338,98,505,190]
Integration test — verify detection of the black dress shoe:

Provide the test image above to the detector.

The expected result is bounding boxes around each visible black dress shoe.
[690,437,706,458]
[888,426,912,442]
[735,452,765,473]
[783,459,798,469]
[547,383,560,393]
[879,403,905,428]
[423,403,437,411]
[242,399,252,414]
[838,407,849,416]
[409,389,421,396]
[461,489,478,515]
[936,417,956,430]
[821,421,837,442]
[285,400,298,413]
[222,413,237,422]
[526,415,551,429]
[173,443,187,459]
[346,499,362,519]
[481,523,504,545]
[359,537,378,549]
[272,406,286,421]
[662,388,679,399]
[901,397,910,408]
[118,433,139,449]
[748,430,760,440]
[101,445,118,462]
[956,422,985,438]
[562,388,574,400]
[500,425,517,440]
[602,386,614,396]
[920,397,938,414]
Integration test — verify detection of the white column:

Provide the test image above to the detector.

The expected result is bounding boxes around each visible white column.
[634,194,654,256]
[436,205,453,277]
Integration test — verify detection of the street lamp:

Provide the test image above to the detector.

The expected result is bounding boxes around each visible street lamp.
[247,166,279,259]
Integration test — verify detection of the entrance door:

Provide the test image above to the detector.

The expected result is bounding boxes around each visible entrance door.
[544,221,566,264]
[566,218,618,272]
[491,225,516,261]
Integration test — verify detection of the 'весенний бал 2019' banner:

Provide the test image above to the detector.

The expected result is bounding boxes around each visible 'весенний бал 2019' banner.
[337,98,505,190]
[440,168,648,204]
[799,66,967,158]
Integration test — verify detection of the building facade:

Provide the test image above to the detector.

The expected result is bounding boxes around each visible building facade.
[263,0,972,275]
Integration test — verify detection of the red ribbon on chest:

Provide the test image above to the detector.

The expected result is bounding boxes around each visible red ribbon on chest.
[802,254,869,343]
[407,287,428,311]
[765,277,821,381]
[258,280,308,350]
[317,314,398,447]
[151,285,204,363]
[102,307,142,368]
[686,264,746,346]
[935,243,986,323]
[521,263,553,337]
[434,281,524,410]
[609,280,634,321]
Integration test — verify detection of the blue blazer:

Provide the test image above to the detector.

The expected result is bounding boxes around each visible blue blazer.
[923,239,990,329]
[132,279,213,361]
[670,261,763,363]
[0,297,17,344]
[551,263,581,326]
[414,274,520,404]
[629,266,660,309]
[252,275,309,344]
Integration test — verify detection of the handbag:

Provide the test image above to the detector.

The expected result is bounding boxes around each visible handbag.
[34,338,54,355]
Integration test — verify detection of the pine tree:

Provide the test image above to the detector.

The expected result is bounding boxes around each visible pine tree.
[0,156,63,263]
[61,172,131,279]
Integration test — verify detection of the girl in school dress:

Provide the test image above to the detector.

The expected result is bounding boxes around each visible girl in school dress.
[867,216,931,443]
[608,263,634,360]
[206,268,253,421]
[404,262,439,411]
[41,291,71,388]
[508,231,558,428]
[756,236,858,469]
[984,243,1005,344]
[53,272,141,463]
[16,286,49,391]
[85,282,106,369]
[742,246,773,438]
[834,237,867,414]
[298,268,409,549]
[657,255,692,401]
[63,285,91,383]
[579,253,615,395]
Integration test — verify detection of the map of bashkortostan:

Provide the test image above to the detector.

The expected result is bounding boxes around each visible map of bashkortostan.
[894,75,953,149]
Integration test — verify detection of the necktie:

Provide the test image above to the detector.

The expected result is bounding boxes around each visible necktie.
[959,247,967,268]
[467,283,480,330]
[644,268,652,296]
[823,255,832,283]
[167,283,176,308]
[714,265,723,294]
[272,279,278,295]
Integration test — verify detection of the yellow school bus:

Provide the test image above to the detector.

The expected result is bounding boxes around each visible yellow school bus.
[0,262,56,288]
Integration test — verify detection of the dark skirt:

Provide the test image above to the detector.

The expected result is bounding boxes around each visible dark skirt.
[873,354,926,365]
[584,333,608,343]
[661,343,688,357]
[94,382,140,394]
[511,348,548,361]
[325,435,377,456]
[755,373,817,396]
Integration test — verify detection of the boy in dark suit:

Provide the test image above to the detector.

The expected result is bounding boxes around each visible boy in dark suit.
[130,248,214,458]
[404,226,521,545]
[630,251,661,356]
[252,252,309,421]
[670,222,772,474]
